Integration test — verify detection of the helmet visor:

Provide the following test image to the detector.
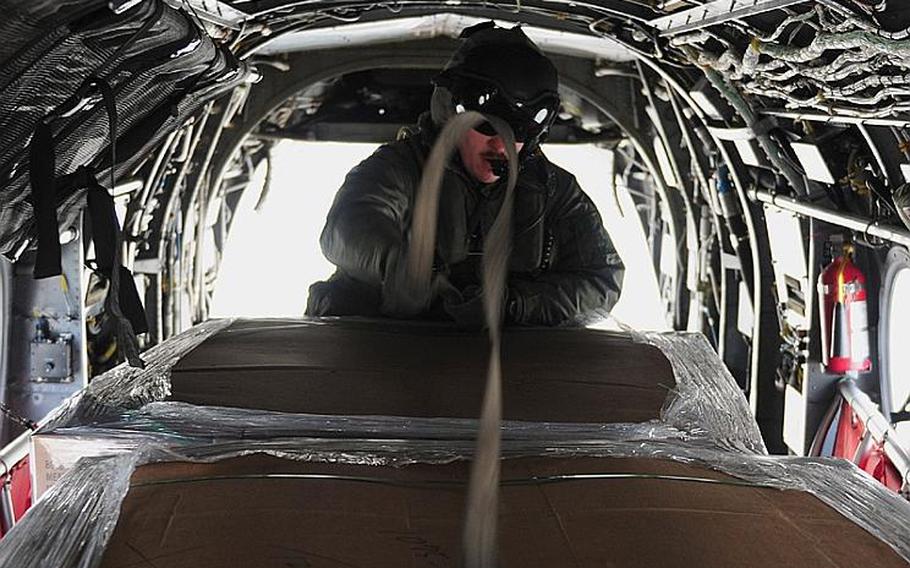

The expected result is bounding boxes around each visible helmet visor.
[450,80,558,143]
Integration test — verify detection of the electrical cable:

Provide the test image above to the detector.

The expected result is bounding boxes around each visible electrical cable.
[683,45,810,197]
[672,3,910,115]
[816,0,910,41]
[762,8,822,42]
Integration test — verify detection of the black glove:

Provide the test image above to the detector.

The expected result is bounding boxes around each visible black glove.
[380,249,436,317]
[443,284,519,330]
[381,249,462,318]
[443,285,486,329]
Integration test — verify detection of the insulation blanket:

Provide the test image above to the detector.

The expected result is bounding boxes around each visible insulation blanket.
[0,0,247,259]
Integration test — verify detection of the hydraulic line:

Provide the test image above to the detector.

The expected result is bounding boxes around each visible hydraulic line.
[158,107,211,338]
[558,76,685,328]
[682,46,810,198]
[126,129,179,241]
[637,62,692,327]
[187,90,245,322]
[667,89,725,335]
[632,53,766,396]
[715,165,754,305]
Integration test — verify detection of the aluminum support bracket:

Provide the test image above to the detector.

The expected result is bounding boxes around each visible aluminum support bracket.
[650,0,811,36]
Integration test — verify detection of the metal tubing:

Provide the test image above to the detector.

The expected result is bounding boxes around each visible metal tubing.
[0,258,9,443]
[127,129,179,239]
[637,61,695,328]
[559,76,684,297]
[188,94,238,323]
[759,109,910,128]
[0,430,31,528]
[752,190,910,249]
[838,379,910,483]
[159,105,212,337]
[0,431,30,474]
[161,107,212,261]
[669,90,726,336]
[857,124,891,186]
[650,0,810,36]
[634,55,767,410]
[0,478,13,531]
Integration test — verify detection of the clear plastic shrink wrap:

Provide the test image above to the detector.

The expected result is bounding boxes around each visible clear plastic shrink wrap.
[40,318,235,430]
[1,437,910,568]
[39,322,766,454]
[641,331,767,454]
[4,320,904,566]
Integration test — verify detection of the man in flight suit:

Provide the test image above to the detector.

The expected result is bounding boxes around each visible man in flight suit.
[306,22,624,327]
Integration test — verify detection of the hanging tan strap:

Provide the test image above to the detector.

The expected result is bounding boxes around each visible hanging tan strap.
[404,111,518,568]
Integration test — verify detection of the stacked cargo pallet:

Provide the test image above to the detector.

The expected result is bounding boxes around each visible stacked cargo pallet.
[0,318,908,566]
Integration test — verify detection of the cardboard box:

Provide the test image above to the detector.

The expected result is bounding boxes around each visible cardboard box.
[31,433,139,497]
[32,320,677,499]
[100,454,908,567]
[169,319,676,423]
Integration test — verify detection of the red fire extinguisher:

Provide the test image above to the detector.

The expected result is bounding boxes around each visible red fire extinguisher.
[818,242,872,374]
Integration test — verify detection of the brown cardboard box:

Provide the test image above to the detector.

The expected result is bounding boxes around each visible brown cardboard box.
[169,319,676,423]
[31,320,676,500]
[30,434,137,497]
[100,454,906,567]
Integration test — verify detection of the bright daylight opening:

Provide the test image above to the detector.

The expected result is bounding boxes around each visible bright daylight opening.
[210,141,667,331]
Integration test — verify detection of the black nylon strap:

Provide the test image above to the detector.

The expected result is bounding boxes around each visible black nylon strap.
[84,171,148,335]
[85,171,117,274]
[115,265,149,335]
[94,78,118,194]
[26,0,161,280]
[29,120,62,279]
[92,77,146,367]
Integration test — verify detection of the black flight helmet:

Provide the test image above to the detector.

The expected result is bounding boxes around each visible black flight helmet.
[435,22,560,155]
